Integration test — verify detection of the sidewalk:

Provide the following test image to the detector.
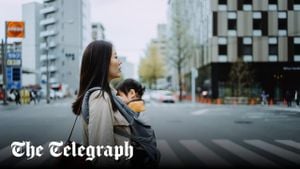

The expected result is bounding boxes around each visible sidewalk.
[266,104,300,112]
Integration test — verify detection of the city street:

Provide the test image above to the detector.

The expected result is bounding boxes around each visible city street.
[0,99,300,169]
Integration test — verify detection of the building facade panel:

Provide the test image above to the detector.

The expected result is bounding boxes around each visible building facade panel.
[268,12,279,36]
[227,0,237,11]
[253,37,268,62]
[288,12,300,36]
[218,12,228,36]
[237,12,252,36]
[278,37,288,61]
[278,0,288,11]
[253,0,268,11]
[227,37,238,62]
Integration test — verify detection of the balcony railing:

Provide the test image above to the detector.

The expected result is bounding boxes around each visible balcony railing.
[40,18,56,26]
[40,6,56,15]
[40,30,57,38]
[40,55,56,61]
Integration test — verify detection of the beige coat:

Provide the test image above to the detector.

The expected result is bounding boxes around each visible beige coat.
[81,90,131,166]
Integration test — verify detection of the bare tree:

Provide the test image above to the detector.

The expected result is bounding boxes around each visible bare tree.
[167,3,190,101]
[229,58,255,97]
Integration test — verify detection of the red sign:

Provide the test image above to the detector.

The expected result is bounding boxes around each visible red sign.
[6,21,25,38]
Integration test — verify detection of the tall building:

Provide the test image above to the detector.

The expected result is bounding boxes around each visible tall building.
[39,0,91,92]
[167,0,300,101]
[22,2,42,86]
[91,22,105,40]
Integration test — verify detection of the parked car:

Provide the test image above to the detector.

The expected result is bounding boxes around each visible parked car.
[142,91,151,103]
[151,90,176,103]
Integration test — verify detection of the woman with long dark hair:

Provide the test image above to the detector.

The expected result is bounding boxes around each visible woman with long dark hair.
[72,40,130,167]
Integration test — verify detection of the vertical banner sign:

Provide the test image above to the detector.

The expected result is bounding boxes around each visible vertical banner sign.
[6,21,25,38]
[6,52,22,89]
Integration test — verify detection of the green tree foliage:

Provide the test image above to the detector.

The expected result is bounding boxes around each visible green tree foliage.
[138,44,165,89]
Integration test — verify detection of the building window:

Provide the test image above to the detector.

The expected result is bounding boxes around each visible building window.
[218,39,227,62]
[228,12,237,36]
[218,0,227,11]
[253,12,262,36]
[268,0,277,10]
[295,37,300,61]
[218,37,227,44]
[213,12,218,36]
[278,12,287,36]
[295,0,300,11]
[243,37,252,61]
[243,0,252,11]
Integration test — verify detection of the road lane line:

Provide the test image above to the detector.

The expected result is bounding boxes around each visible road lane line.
[157,140,183,167]
[245,140,300,165]
[213,139,280,168]
[0,146,12,162]
[180,140,232,168]
[190,109,209,116]
[275,140,300,150]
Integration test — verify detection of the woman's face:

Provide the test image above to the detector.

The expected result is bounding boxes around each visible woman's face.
[108,48,122,81]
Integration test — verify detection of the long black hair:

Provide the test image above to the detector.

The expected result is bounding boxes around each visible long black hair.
[72,40,117,115]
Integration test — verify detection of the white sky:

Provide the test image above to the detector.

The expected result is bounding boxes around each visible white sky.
[0,0,168,77]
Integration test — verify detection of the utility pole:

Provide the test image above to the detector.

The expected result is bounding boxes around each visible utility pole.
[1,23,8,105]
[45,37,50,104]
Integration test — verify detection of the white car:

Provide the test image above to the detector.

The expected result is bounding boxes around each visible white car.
[151,90,176,103]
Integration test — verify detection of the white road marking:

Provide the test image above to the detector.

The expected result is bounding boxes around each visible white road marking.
[180,140,231,168]
[245,140,300,165]
[213,139,279,168]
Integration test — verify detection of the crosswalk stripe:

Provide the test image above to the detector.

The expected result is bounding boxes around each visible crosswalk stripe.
[157,140,183,167]
[245,140,300,165]
[213,139,280,168]
[180,140,232,168]
[0,146,12,163]
[275,140,300,150]
[15,142,50,167]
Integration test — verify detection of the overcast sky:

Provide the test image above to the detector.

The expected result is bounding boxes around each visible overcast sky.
[0,0,168,77]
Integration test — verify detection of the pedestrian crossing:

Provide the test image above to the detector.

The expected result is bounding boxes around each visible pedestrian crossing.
[0,139,299,168]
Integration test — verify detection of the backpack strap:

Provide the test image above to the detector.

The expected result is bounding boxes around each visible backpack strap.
[81,87,102,124]
[112,94,136,124]
[113,127,131,138]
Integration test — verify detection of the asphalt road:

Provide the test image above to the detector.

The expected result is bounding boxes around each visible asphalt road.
[0,99,299,169]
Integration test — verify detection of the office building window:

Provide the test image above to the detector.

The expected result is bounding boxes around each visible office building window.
[218,0,227,11]
[243,37,253,61]
[295,0,300,11]
[278,12,287,36]
[213,12,218,36]
[253,12,262,36]
[228,12,237,36]
[243,0,252,11]
[295,37,300,61]
[268,0,277,10]
[218,38,227,62]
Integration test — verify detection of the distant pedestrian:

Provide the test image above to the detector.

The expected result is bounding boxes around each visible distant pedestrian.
[30,90,37,104]
[261,91,269,105]
[285,90,292,107]
[295,90,299,107]
[14,89,21,105]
